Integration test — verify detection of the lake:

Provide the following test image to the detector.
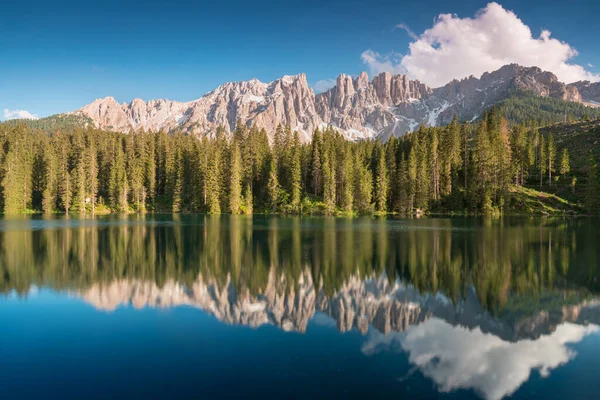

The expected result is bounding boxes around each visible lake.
[1,215,600,399]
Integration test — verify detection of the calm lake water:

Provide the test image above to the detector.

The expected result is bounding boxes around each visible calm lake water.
[1,215,600,400]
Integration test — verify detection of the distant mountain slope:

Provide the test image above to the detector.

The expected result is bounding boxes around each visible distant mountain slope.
[1,113,93,132]
[6,64,600,141]
[540,119,600,171]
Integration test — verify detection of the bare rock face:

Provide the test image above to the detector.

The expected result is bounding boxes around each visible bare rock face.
[568,81,600,106]
[74,74,324,142]
[70,64,599,142]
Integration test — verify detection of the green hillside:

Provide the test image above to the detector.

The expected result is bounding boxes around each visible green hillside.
[498,90,600,126]
[2,113,94,132]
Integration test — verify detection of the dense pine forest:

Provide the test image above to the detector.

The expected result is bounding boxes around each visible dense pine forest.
[0,108,599,215]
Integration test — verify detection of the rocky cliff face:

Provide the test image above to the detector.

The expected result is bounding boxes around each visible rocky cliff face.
[568,81,600,106]
[70,64,600,142]
[77,270,600,341]
[74,74,324,142]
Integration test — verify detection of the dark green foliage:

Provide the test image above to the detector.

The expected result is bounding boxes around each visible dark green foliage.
[498,90,600,126]
[0,111,598,215]
[3,114,94,132]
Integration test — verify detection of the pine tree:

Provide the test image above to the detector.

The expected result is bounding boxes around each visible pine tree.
[585,152,600,214]
[229,142,242,214]
[244,183,253,214]
[57,135,72,213]
[560,148,570,180]
[341,145,354,213]
[267,154,280,212]
[397,152,408,213]
[85,134,99,213]
[41,137,58,213]
[407,145,417,212]
[354,152,373,214]
[375,144,389,212]
[110,137,128,212]
[206,140,222,214]
[547,133,556,185]
[415,130,430,211]
[144,133,156,210]
[474,119,491,211]
[290,131,302,213]
[429,129,440,201]
[322,148,336,215]
[539,135,547,188]
[311,129,322,196]
[74,158,86,213]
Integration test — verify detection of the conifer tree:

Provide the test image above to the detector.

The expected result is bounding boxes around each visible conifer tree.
[85,134,99,213]
[585,152,600,214]
[341,145,354,213]
[375,145,389,212]
[560,148,570,180]
[290,131,302,213]
[354,152,373,214]
[407,145,417,212]
[57,136,72,213]
[310,129,322,196]
[547,134,556,185]
[267,154,280,212]
[539,135,547,188]
[322,148,336,215]
[229,142,242,214]
[206,140,222,215]
[41,137,58,213]
[244,183,253,214]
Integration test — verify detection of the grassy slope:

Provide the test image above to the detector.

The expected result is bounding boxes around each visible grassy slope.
[508,185,581,215]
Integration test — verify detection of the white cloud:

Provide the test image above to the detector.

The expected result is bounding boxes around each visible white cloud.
[313,78,337,93]
[360,50,404,76]
[3,108,39,120]
[396,23,418,41]
[589,63,595,68]
[362,318,599,400]
[361,2,600,87]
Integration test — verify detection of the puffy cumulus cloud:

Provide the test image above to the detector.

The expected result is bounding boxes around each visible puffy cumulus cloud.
[362,2,600,87]
[361,318,599,400]
[3,108,39,120]
[313,78,337,93]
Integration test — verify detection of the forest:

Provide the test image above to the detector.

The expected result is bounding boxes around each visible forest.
[0,108,599,215]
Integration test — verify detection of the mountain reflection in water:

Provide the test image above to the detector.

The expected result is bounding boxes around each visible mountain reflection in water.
[1,215,599,400]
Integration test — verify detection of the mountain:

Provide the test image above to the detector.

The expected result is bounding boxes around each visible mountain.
[72,74,322,142]
[55,64,600,141]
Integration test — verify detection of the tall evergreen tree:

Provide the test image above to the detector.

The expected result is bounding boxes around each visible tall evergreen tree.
[560,148,570,180]
[229,142,242,214]
[267,153,280,212]
[290,131,302,213]
[374,144,389,212]
[585,152,600,214]
[547,133,557,185]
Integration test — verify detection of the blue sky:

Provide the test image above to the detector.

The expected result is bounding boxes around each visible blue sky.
[2,0,599,119]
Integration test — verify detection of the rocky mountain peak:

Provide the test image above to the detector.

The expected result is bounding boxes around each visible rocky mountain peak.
[69,64,600,142]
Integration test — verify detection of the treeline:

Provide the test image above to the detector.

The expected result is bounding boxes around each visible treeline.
[499,90,600,127]
[1,114,93,132]
[0,109,599,215]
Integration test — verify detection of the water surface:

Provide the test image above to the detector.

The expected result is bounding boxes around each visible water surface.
[1,215,600,399]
